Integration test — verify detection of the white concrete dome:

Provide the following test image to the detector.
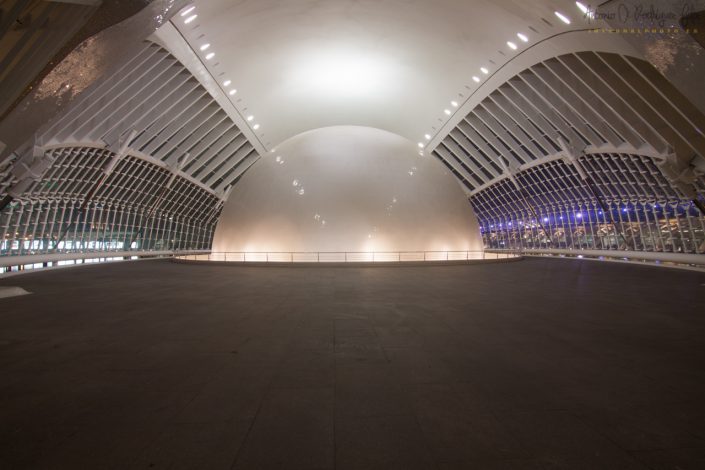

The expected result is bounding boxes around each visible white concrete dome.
[212,126,482,254]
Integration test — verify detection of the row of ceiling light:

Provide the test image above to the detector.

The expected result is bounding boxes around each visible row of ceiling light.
[417,1,586,153]
[179,5,261,132]
[182,2,589,154]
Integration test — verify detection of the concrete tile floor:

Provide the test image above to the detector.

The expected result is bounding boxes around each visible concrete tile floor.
[0,258,704,469]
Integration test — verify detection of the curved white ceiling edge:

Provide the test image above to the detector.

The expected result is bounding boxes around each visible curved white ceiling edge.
[150,22,267,157]
[426,28,644,152]
[168,0,608,150]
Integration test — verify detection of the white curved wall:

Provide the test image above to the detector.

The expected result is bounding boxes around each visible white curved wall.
[212,126,482,253]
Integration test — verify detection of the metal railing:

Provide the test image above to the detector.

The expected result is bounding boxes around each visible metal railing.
[486,248,705,270]
[176,251,518,263]
[0,250,209,276]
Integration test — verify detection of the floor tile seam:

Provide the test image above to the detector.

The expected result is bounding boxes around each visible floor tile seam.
[226,373,275,470]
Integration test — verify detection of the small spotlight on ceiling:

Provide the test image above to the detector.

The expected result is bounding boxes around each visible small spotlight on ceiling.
[418,142,424,148]
[517,33,528,42]
[205,52,215,60]
[223,80,231,87]
[228,89,237,95]
[247,115,254,121]
[480,67,489,74]
[424,134,431,140]
[555,11,571,24]
[444,109,451,115]
[576,2,588,14]
[253,124,260,130]
[472,76,480,83]
[450,101,458,107]
[507,41,517,50]
[184,14,198,24]
[180,6,195,17]
[200,43,210,51]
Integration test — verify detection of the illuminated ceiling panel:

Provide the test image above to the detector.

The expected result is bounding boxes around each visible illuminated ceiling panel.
[168,0,586,149]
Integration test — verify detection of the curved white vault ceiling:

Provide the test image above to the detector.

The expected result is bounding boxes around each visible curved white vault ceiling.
[2,0,703,263]
[168,0,592,149]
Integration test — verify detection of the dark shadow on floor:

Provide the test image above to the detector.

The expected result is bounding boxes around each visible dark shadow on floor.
[1,258,704,469]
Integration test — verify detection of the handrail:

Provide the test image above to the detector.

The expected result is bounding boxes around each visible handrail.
[175,251,519,263]
[0,250,209,276]
[0,250,209,267]
[486,248,705,269]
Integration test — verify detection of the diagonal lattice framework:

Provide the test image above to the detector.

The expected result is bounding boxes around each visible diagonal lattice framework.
[1,41,259,257]
[432,51,705,254]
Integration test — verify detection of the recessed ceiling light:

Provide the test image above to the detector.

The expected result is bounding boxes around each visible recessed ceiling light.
[451,100,458,107]
[507,41,517,50]
[199,43,210,51]
[472,76,480,82]
[184,14,197,24]
[424,134,431,140]
[555,11,571,24]
[253,124,260,130]
[444,109,451,115]
[517,33,528,42]
[205,52,215,60]
[228,89,237,95]
[480,67,489,74]
[180,6,195,17]
[576,2,588,14]
[418,142,424,148]
[247,115,254,121]
[223,80,231,87]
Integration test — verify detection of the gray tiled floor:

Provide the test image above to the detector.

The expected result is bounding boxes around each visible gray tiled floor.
[1,258,704,469]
